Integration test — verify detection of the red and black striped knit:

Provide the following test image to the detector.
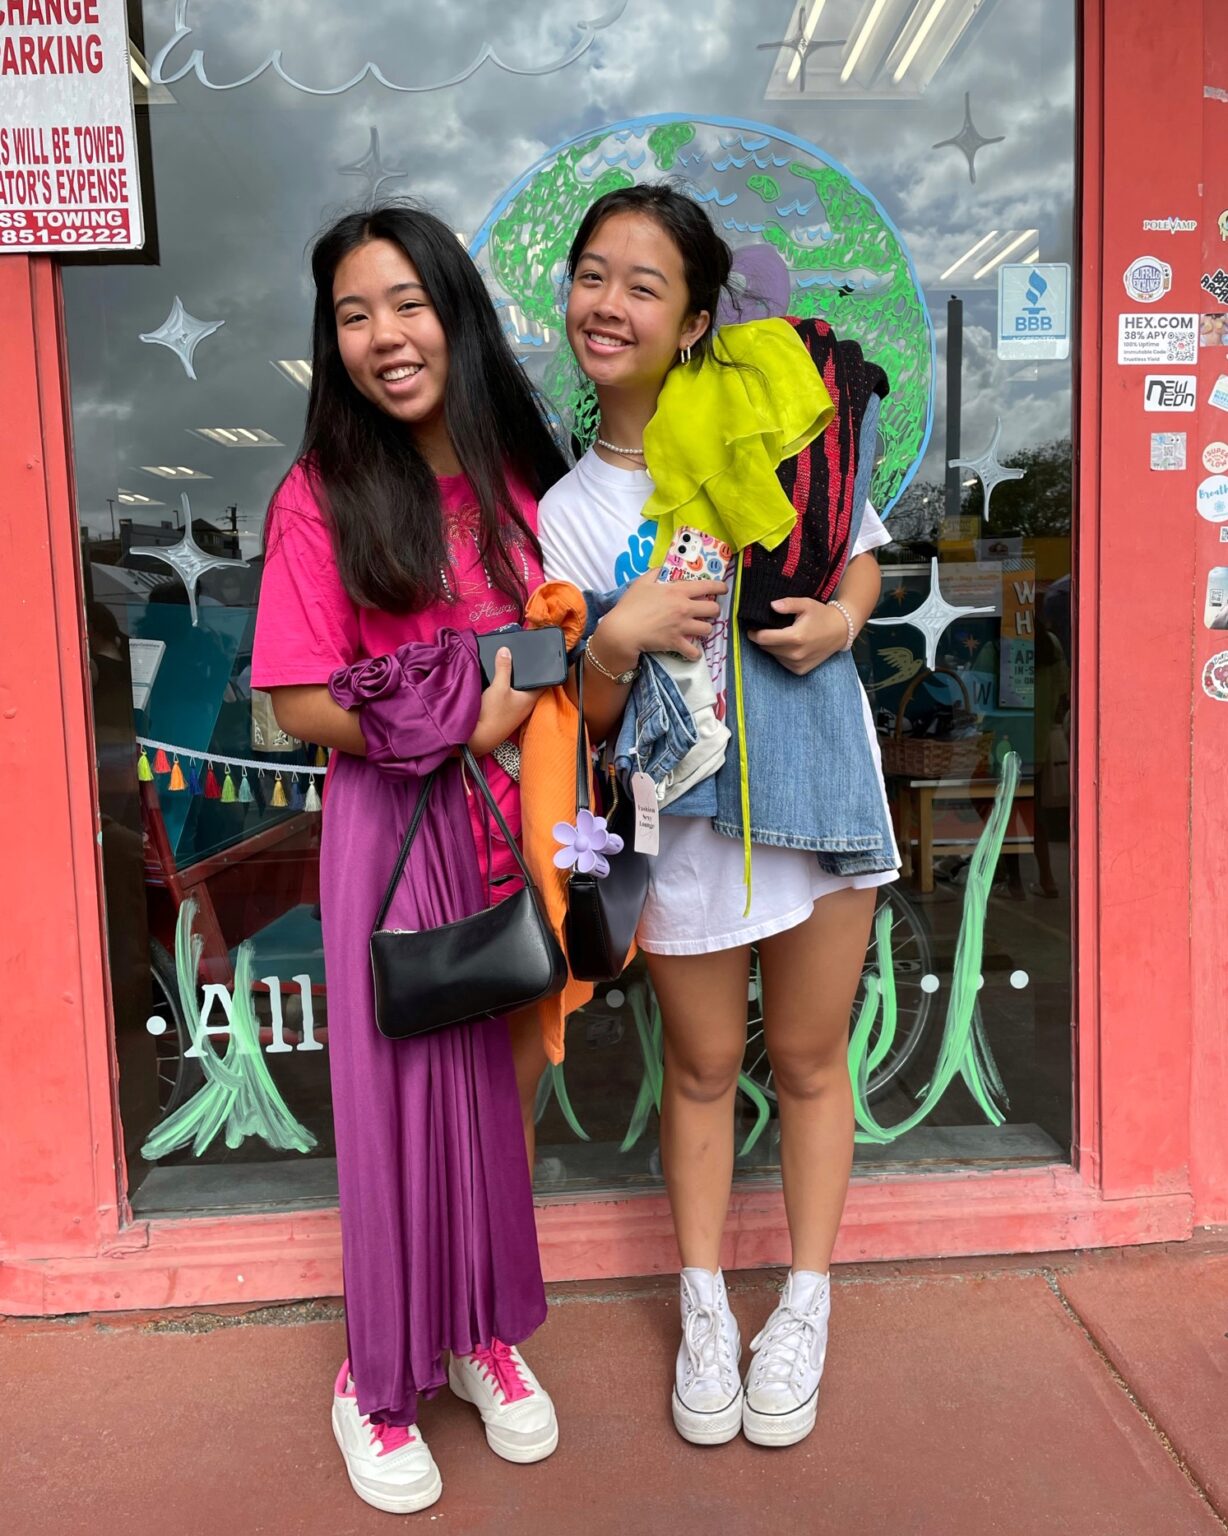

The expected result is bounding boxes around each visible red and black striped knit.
[738,316,890,632]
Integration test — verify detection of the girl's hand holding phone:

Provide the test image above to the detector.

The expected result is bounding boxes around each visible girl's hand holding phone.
[601,570,727,664]
[748,598,849,676]
[468,646,543,756]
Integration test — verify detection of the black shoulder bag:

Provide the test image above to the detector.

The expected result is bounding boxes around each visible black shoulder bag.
[563,661,650,982]
[370,747,567,1039]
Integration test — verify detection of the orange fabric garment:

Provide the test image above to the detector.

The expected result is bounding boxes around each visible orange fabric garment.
[520,580,594,1064]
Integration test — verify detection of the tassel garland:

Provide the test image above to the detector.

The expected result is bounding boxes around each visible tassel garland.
[135,743,323,816]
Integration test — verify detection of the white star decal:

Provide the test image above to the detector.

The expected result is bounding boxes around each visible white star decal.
[948,417,1025,523]
[339,127,408,198]
[136,494,249,625]
[868,558,994,671]
[932,92,1005,185]
[139,296,225,381]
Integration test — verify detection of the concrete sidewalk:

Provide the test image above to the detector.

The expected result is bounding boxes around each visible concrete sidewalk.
[3,1237,1225,1536]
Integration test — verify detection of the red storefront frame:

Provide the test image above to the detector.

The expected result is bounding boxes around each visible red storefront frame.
[2,0,1226,1316]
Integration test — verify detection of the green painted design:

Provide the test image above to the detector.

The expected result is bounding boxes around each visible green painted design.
[488,137,633,330]
[769,161,932,510]
[747,173,780,203]
[735,1071,772,1157]
[548,1061,590,1143]
[617,981,771,1157]
[472,117,932,509]
[848,753,1020,1143]
[647,120,695,171]
[537,761,1018,1165]
[621,983,664,1152]
[141,898,317,1161]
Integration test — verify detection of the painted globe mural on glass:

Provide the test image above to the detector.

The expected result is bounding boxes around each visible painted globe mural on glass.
[470,113,934,515]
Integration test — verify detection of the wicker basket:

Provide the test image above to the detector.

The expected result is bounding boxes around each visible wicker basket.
[878,666,991,780]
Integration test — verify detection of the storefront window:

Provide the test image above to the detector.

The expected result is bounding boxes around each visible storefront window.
[68,0,1076,1213]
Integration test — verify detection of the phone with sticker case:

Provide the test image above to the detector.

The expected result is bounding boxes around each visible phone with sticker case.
[657,525,734,583]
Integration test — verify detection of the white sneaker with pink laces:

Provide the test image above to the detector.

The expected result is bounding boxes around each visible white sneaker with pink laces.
[448,1339,559,1463]
[331,1361,442,1514]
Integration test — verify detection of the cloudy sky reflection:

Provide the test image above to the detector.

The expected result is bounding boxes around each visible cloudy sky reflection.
[66,0,1075,540]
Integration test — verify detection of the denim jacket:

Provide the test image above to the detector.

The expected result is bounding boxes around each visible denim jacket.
[712,642,895,875]
[581,387,896,869]
[713,393,896,876]
[581,589,716,817]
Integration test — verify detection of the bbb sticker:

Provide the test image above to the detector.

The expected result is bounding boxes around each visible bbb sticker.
[1195,475,1228,522]
[1124,255,1172,303]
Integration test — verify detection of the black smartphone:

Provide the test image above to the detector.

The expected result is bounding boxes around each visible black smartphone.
[477,625,568,690]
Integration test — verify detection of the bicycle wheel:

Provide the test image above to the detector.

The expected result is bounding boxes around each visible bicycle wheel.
[147,939,204,1117]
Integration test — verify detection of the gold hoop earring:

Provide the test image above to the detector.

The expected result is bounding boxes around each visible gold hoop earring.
[681,344,693,365]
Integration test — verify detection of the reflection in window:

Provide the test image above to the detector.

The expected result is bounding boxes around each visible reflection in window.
[68,0,1076,1211]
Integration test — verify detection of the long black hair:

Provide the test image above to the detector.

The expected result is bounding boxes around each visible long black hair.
[289,203,566,613]
[566,183,734,364]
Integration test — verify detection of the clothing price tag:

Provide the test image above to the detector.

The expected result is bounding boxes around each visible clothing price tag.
[631,771,660,856]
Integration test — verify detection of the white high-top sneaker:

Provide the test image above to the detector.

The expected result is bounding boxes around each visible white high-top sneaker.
[671,1267,743,1445]
[742,1270,831,1447]
[448,1339,559,1463]
[331,1361,442,1514]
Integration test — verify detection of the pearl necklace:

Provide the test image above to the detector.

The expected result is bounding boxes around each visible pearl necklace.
[596,435,646,460]
[596,438,646,458]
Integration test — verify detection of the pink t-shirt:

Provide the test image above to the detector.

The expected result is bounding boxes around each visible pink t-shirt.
[251,461,543,891]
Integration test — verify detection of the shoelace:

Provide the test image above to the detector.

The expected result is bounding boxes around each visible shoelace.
[682,1298,736,1390]
[338,1365,416,1458]
[470,1339,533,1403]
[748,1302,825,1392]
[366,1417,414,1457]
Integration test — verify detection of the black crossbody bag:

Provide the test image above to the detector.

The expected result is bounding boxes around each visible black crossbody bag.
[369,747,567,1039]
[563,661,650,982]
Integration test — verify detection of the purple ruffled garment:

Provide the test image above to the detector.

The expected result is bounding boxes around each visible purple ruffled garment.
[323,628,546,1426]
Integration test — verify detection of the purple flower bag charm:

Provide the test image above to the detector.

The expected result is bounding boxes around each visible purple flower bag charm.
[552,808,624,879]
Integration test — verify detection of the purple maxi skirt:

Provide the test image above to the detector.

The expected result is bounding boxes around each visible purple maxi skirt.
[322,631,547,1426]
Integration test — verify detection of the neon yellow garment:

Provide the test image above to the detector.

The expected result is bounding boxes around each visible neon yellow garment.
[643,317,835,564]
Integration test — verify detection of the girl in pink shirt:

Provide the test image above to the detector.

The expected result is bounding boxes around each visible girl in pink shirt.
[251,204,565,1516]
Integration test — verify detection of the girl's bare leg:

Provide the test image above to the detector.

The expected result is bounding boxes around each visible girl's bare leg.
[758,887,876,1273]
[646,946,753,1270]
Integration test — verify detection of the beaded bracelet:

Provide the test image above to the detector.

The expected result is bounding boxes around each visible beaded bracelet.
[829,599,857,652]
[585,635,640,686]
